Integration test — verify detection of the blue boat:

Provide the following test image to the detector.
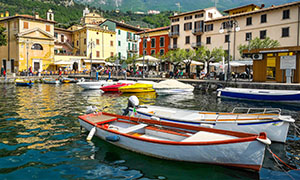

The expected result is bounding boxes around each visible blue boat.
[217,87,300,102]
[15,79,34,86]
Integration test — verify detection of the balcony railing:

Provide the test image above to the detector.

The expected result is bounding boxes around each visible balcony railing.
[168,44,178,49]
[192,28,204,34]
[127,36,138,42]
[127,48,138,52]
[168,31,180,37]
[191,42,202,48]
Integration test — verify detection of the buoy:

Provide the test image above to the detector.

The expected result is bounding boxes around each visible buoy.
[106,135,120,142]
[86,126,96,141]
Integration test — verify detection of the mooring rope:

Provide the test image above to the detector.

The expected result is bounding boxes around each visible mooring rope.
[292,122,300,136]
[267,146,299,180]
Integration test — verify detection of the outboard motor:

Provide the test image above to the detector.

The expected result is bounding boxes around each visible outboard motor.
[86,106,99,114]
[123,96,139,115]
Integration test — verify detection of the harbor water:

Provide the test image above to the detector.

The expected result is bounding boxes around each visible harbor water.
[0,83,300,179]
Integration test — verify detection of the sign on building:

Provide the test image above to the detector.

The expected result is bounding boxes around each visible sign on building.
[280,55,296,69]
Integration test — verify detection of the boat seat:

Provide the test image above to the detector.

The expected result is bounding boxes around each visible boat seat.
[182,131,237,142]
[119,123,148,134]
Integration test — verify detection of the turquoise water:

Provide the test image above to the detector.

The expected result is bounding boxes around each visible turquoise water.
[0,83,299,180]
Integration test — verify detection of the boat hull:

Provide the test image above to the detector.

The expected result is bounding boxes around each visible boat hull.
[155,88,194,95]
[77,81,115,90]
[79,119,265,171]
[130,107,291,143]
[100,83,130,92]
[218,88,300,102]
[119,83,155,93]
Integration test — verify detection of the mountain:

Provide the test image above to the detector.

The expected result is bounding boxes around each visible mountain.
[74,0,299,12]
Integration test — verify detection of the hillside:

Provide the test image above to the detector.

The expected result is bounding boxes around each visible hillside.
[74,0,299,12]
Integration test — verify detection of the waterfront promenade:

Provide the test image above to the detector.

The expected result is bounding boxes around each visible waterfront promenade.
[1,74,300,91]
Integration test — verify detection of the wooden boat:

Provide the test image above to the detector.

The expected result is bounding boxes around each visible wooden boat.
[128,105,294,143]
[153,80,194,95]
[100,83,132,92]
[15,79,34,86]
[43,78,60,84]
[77,80,116,90]
[217,87,300,103]
[78,111,270,171]
[119,83,155,93]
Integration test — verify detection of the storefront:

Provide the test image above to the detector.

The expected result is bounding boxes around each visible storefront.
[243,46,300,83]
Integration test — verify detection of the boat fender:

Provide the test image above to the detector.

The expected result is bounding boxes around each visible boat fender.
[87,126,97,141]
[108,125,119,131]
[151,116,160,121]
[200,123,213,128]
[279,116,295,123]
[217,90,221,97]
[106,135,120,142]
[256,132,271,145]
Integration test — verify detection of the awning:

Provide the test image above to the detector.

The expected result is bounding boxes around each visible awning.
[183,60,203,65]
[54,61,73,65]
[83,60,106,64]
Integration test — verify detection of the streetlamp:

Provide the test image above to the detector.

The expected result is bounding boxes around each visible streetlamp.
[219,18,240,81]
[138,31,150,78]
[88,38,95,77]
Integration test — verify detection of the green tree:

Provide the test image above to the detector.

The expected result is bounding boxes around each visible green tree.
[181,49,197,75]
[238,37,280,57]
[163,49,185,74]
[196,46,225,74]
[0,26,7,46]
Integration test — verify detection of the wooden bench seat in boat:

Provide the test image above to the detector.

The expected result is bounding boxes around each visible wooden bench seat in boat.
[182,131,238,142]
[119,123,148,134]
[85,114,117,125]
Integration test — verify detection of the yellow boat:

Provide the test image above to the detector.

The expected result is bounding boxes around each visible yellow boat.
[119,83,155,93]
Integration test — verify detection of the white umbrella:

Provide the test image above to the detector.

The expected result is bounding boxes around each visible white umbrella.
[183,60,203,65]
[136,55,159,62]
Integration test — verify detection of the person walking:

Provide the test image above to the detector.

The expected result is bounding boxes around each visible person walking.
[1,66,4,77]
[3,68,6,81]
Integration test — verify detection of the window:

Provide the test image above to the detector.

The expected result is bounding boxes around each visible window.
[172,18,179,22]
[110,41,113,46]
[195,13,203,18]
[171,25,180,33]
[111,52,114,57]
[261,14,267,23]
[206,37,211,44]
[245,32,252,41]
[208,13,213,18]
[46,25,50,32]
[76,40,78,46]
[160,49,164,55]
[194,21,204,31]
[260,30,266,39]
[283,9,290,19]
[118,29,121,35]
[96,51,100,57]
[128,43,131,50]
[143,39,147,48]
[184,22,192,31]
[151,38,155,48]
[151,50,155,55]
[184,15,192,20]
[143,50,147,55]
[31,43,43,50]
[204,24,213,32]
[23,21,28,29]
[118,52,121,58]
[61,35,64,42]
[54,32,58,38]
[118,40,121,46]
[185,36,190,44]
[84,39,86,45]
[246,17,252,26]
[14,21,17,29]
[160,37,165,47]
[225,35,229,43]
[96,39,100,45]
[282,27,289,37]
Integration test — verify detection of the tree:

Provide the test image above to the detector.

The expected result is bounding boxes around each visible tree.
[195,46,225,74]
[0,26,7,46]
[163,49,185,74]
[238,37,280,57]
[181,49,197,75]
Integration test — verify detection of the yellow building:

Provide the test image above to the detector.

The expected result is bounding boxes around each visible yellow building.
[0,10,55,74]
[223,4,261,15]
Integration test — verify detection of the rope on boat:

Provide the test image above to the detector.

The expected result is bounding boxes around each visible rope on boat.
[267,146,299,180]
[292,123,300,137]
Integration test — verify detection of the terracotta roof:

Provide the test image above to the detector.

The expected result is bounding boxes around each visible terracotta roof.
[54,27,73,32]
[169,8,206,19]
[205,1,300,23]
[223,4,261,13]
[101,19,143,32]
[136,26,170,35]
[0,14,56,24]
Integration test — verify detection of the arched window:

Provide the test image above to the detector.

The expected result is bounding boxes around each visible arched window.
[31,43,43,50]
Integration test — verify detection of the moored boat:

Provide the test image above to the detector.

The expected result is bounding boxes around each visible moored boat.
[125,97,294,143]
[100,83,132,92]
[43,78,60,84]
[217,87,300,103]
[15,79,34,86]
[119,83,155,93]
[77,80,116,90]
[153,79,194,95]
[78,111,270,171]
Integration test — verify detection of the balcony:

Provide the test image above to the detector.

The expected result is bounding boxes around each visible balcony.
[127,48,138,53]
[191,42,202,48]
[127,36,138,42]
[192,28,204,35]
[168,31,180,38]
[168,44,178,49]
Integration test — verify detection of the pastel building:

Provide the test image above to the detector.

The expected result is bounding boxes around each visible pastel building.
[0,10,55,73]
[100,19,142,61]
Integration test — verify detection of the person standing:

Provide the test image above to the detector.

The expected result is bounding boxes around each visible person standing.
[3,68,6,81]
[1,66,4,77]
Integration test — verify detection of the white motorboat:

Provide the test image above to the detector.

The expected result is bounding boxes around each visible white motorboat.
[153,79,194,95]
[77,80,116,90]
[124,97,294,143]
[79,111,270,171]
